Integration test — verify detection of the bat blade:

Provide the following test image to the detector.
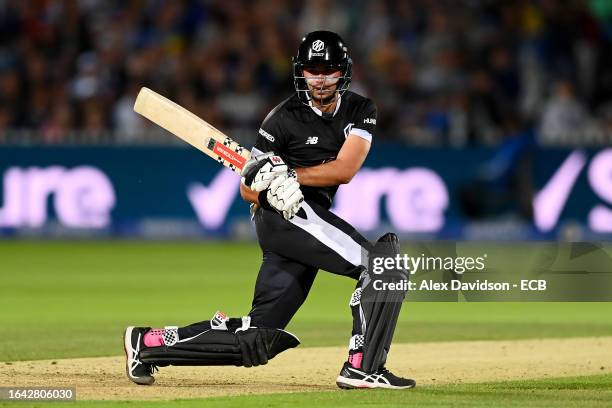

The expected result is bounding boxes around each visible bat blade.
[134,87,250,173]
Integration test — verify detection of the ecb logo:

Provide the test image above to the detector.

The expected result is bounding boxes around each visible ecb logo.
[311,40,325,52]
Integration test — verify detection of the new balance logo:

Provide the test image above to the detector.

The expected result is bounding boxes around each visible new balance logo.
[305,136,319,145]
[363,118,376,125]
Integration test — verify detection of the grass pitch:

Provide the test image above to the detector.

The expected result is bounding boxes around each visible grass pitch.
[2,375,611,407]
[1,241,611,407]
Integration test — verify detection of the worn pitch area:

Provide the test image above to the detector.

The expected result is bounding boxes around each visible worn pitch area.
[1,337,610,400]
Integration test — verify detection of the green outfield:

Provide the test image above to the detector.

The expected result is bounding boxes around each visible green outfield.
[1,241,611,407]
[8,375,611,408]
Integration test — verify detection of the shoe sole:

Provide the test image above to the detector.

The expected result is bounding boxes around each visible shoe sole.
[336,375,416,390]
[124,326,155,385]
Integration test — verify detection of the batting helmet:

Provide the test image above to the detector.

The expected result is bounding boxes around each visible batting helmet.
[292,31,353,105]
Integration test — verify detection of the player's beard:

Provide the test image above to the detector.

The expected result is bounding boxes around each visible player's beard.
[309,88,337,107]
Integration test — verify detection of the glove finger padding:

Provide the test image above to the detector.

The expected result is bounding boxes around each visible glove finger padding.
[250,163,287,192]
[266,175,303,220]
[279,178,301,208]
[241,152,288,192]
[241,152,273,185]
[283,190,303,214]
[268,174,287,192]
[284,200,302,220]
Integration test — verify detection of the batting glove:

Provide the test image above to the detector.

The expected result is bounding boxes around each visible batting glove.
[241,152,291,192]
[260,174,303,220]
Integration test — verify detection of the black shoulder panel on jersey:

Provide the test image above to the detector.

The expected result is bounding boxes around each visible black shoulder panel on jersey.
[344,91,375,111]
[260,95,295,128]
[364,98,377,115]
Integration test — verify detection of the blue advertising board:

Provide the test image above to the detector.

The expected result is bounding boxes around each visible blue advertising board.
[0,145,610,240]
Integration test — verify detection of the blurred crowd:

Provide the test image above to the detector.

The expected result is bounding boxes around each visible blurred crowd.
[1,0,612,147]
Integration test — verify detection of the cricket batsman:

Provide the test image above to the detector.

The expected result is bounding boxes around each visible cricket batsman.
[124,30,415,390]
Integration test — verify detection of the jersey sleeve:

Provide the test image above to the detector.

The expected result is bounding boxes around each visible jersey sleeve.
[349,99,377,143]
[251,111,286,158]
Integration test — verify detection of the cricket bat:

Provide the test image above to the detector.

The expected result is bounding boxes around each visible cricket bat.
[133,87,250,173]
